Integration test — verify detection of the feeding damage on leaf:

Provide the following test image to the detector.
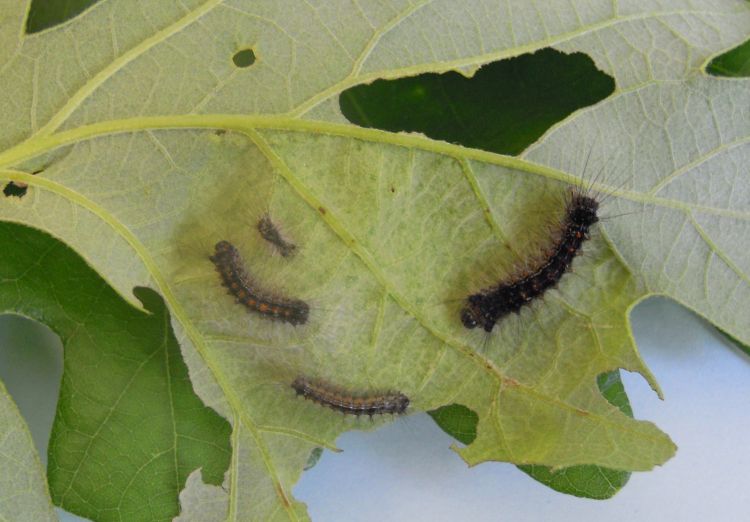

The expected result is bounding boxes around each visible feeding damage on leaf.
[2,1,748,520]
[2,181,27,198]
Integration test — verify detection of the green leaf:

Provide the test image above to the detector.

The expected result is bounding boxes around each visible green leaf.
[429,372,633,499]
[26,0,99,34]
[303,447,324,471]
[1,2,749,520]
[518,371,633,499]
[174,469,229,522]
[0,379,57,521]
[428,404,480,446]
[341,48,615,155]
[707,39,750,77]
[0,222,231,521]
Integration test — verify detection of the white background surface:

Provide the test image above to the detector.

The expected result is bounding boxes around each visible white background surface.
[1,297,748,522]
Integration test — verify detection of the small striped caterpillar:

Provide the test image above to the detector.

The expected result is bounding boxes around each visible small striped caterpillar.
[291,376,410,417]
[210,240,309,325]
[257,213,297,257]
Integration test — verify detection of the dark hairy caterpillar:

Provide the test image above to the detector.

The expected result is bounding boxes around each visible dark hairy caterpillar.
[461,190,600,332]
[210,240,309,325]
[258,213,297,257]
[291,376,410,417]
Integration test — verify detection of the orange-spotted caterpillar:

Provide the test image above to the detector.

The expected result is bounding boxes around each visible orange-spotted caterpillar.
[210,240,309,325]
[291,376,410,417]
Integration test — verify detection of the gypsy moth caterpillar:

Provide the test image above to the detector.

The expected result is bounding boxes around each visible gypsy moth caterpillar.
[291,376,410,417]
[461,189,599,332]
[210,240,309,325]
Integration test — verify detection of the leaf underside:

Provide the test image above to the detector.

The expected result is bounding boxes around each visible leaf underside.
[0,1,749,520]
[344,47,633,498]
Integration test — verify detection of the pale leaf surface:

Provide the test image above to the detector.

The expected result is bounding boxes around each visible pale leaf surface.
[0,1,748,520]
[0,380,57,522]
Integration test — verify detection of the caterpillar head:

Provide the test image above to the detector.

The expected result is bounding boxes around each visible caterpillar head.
[460,295,497,332]
[568,193,600,228]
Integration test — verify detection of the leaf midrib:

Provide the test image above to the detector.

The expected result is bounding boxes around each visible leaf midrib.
[1,115,747,220]
[32,0,225,137]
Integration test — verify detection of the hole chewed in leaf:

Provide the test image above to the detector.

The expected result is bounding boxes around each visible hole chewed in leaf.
[428,404,479,445]
[26,0,100,34]
[518,370,634,499]
[232,48,257,68]
[707,38,750,78]
[3,182,28,198]
[304,447,324,471]
[3,169,45,199]
[340,49,615,155]
[430,374,634,499]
